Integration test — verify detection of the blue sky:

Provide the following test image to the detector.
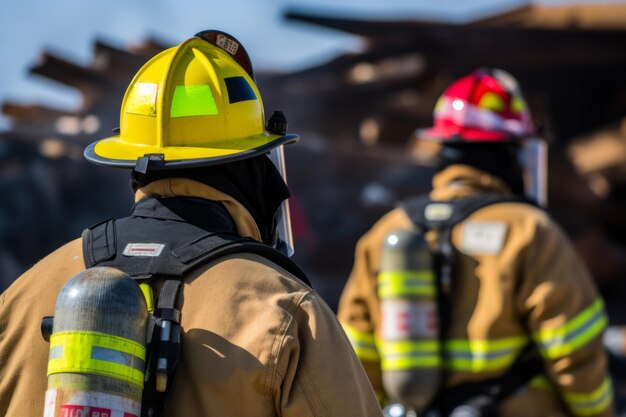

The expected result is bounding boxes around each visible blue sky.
[0,0,621,128]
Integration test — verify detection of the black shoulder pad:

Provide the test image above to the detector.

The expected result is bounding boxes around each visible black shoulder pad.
[183,239,311,288]
[400,194,530,232]
[82,219,116,267]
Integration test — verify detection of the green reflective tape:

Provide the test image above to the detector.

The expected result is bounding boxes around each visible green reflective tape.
[139,282,154,314]
[562,378,613,417]
[378,270,436,298]
[381,354,441,370]
[342,323,379,361]
[528,375,554,391]
[380,339,439,354]
[535,298,607,359]
[126,82,158,116]
[48,331,145,388]
[444,336,527,373]
[376,336,530,373]
[446,353,516,373]
[170,84,218,117]
[446,335,528,353]
[380,339,440,370]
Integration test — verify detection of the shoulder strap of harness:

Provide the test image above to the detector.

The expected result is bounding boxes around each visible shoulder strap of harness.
[82,221,310,417]
[400,193,528,233]
[399,194,541,416]
[81,219,309,286]
[399,193,528,330]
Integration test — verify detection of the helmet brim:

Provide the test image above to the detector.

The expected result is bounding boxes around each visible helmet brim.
[84,133,299,170]
[417,126,516,143]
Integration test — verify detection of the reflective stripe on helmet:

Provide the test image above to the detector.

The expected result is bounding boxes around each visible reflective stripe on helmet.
[342,323,380,362]
[477,92,506,112]
[434,96,530,137]
[562,377,613,417]
[224,76,257,104]
[534,298,607,359]
[126,83,158,117]
[511,96,527,115]
[47,331,146,387]
[377,270,436,298]
[170,85,219,117]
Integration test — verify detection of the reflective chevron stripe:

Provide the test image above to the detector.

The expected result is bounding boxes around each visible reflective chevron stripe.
[534,298,607,359]
[342,323,380,362]
[445,336,528,373]
[562,377,613,417]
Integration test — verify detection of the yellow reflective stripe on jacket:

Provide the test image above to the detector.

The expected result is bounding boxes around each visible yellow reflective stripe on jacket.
[47,331,146,387]
[528,375,554,391]
[139,282,154,314]
[377,270,436,298]
[445,336,528,373]
[341,323,380,362]
[534,298,607,359]
[379,339,441,370]
[562,377,613,417]
[377,336,528,372]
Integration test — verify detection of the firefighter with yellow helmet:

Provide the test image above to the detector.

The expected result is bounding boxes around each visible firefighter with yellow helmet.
[0,31,382,417]
[338,68,614,417]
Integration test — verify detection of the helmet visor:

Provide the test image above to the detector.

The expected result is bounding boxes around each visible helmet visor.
[520,138,548,207]
[268,145,294,257]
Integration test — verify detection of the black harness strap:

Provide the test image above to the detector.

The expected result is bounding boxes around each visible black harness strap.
[139,278,183,417]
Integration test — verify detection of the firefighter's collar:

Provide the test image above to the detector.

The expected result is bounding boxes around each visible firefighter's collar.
[135,178,262,242]
[431,164,512,201]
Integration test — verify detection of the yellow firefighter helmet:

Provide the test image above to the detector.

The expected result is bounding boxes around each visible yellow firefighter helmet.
[84,30,297,171]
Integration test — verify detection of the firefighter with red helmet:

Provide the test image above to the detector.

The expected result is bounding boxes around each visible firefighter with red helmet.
[338,68,614,417]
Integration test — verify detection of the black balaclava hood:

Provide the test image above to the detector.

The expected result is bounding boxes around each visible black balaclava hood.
[437,142,525,196]
[131,154,290,244]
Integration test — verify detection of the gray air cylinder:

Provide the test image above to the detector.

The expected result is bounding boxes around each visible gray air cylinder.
[378,229,441,413]
[42,267,148,417]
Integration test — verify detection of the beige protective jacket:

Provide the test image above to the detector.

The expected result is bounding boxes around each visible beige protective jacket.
[0,178,382,417]
[338,165,614,417]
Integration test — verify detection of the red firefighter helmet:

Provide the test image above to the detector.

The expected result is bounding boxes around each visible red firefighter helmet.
[422,68,534,142]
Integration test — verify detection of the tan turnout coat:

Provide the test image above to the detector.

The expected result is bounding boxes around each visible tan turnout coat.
[0,178,382,417]
[338,165,614,417]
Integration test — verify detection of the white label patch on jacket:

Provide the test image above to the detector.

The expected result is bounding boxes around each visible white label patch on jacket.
[123,243,165,257]
[459,221,507,255]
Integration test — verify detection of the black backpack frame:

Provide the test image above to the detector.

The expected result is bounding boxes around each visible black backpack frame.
[399,194,544,417]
